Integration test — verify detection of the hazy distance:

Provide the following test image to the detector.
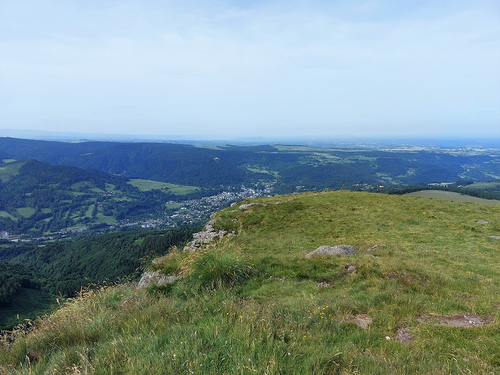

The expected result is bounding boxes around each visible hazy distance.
[1,0,499,140]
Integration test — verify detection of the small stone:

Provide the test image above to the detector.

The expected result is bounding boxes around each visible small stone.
[366,244,385,252]
[305,245,358,258]
[385,336,391,341]
[346,265,357,273]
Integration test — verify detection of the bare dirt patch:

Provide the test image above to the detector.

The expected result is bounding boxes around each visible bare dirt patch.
[396,327,414,343]
[416,313,494,327]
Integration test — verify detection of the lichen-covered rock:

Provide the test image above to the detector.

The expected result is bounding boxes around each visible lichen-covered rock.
[183,219,233,252]
[239,202,265,210]
[305,245,358,258]
[137,271,177,289]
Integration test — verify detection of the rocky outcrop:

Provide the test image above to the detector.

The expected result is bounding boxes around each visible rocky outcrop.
[139,218,235,289]
[137,271,177,289]
[183,219,234,252]
[305,245,358,258]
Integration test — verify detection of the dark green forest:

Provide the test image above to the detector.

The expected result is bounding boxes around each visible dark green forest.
[1,227,197,298]
[0,227,197,329]
[2,138,500,189]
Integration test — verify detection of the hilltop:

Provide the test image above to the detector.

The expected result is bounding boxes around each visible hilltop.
[1,191,499,374]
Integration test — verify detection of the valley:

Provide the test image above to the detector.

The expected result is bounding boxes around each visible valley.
[0,137,499,342]
[1,137,499,241]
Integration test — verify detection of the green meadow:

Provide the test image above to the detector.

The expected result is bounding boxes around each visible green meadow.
[1,191,499,374]
[407,190,500,206]
[0,161,25,183]
[127,179,200,195]
[16,208,36,218]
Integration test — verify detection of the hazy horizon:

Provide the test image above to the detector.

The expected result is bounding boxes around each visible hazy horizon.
[1,0,499,139]
[2,128,500,149]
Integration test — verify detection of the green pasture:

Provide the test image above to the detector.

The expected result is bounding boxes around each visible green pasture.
[16,207,36,218]
[463,182,500,191]
[244,165,280,177]
[127,179,200,195]
[0,211,17,221]
[0,161,25,183]
[94,213,117,225]
[165,203,182,210]
[407,190,500,206]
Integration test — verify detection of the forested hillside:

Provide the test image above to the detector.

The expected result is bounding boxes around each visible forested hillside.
[0,159,210,236]
[0,227,197,329]
[2,138,500,191]
[1,137,500,239]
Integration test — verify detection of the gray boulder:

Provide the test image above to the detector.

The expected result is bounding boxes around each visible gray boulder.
[137,271,177,289]
[305,245,358,258]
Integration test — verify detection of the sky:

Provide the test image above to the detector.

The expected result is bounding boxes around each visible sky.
[0,0,499,140]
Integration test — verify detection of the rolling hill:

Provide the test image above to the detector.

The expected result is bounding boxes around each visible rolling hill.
[0,159,209,236]
[2,137,500,193]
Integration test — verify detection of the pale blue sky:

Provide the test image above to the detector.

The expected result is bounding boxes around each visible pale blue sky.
[0,0,499,140]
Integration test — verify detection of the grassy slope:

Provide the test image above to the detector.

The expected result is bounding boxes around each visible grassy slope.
[407,190,500,206]
[1,191,499,374]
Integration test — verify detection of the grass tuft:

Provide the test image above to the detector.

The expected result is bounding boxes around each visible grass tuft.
[178,244,255,290]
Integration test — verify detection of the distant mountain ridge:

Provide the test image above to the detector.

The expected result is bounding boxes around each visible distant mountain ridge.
[2,137,500,192]
[0,138,249,187]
